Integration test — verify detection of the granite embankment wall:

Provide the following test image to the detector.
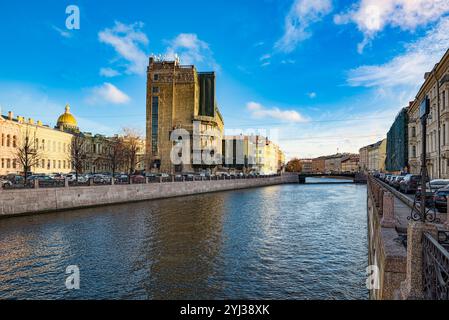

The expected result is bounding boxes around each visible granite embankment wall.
[0,174,299,218]
[367,177,407,300]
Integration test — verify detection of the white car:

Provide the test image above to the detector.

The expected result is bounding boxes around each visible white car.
[0,179,12,188]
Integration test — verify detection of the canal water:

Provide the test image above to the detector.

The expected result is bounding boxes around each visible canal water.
[0,179,368,300]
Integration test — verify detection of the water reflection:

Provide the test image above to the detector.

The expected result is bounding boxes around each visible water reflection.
[0,182,368,300]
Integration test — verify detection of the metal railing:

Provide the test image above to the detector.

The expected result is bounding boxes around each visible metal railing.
[423,232,449,300]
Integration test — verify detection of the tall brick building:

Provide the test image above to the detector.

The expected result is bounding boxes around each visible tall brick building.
[145,57,224,174]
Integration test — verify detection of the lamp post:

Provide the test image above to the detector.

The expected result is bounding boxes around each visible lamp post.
[419,96,429,222]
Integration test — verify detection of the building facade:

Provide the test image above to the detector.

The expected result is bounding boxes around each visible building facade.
[386,107,409,174]
[312,157,326,173]
[299,159,313,174]
[324,154,346,173]
[0,112,21,175]
[359,146,370,172]
[408,49,449,179]
[341,155,360,173]
[0,108,75,175]
[368,139,387,172]
[145,57,224,174]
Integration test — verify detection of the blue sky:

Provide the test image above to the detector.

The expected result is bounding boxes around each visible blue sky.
[1,0,449,159]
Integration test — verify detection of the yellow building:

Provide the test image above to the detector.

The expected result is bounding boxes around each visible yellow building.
[145,57,224,174]
[255,137,284,175]
[408,49,449,179]
[0,106,75,175]
[368,139,387,172]
[0,111,21,175]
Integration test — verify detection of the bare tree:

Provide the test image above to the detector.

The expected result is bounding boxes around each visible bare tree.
[69,133,89,182]
[106,136,125,178]
[122,128,143,177]
[15,127,41,186]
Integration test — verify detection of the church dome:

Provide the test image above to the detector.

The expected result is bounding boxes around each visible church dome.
[57,104,78,130]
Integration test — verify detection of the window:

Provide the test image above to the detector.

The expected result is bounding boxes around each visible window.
[153,74,159,81]
[12,159,16,169]
[444,124,447,146]
[12,136,16,148]
[1,134,4,146]
[6,159,10,169]
[152,86,160,94]
[151,96,159,154]
[444,91,446,110]
[42,159,45,168]
[6,135,10,147]
[411,127,416,138]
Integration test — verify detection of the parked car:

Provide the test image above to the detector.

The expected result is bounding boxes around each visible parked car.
[5,174,25,185]
[434,188,449,213]
[93,174,111,184]
[384,175,393,184]
[392,176,405,190]
[0,178,12,188]
[131,175,146,184]
[426,179,449,191]
[399,174,422,194]
[115,174,129,183]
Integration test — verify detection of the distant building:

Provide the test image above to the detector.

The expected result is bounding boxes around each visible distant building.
[0,111,21,175]
[386,107,409,173]
[368,139,387,172]
[341,155,360,173]
[0,107,74,175]
[300,159,313,174]
[312,157,326,173]
[145,57,224,174]
[359,146,370,172]
[324,154,346,173]
[222,135,256,172]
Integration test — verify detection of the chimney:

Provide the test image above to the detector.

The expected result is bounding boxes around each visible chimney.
[8,111,13,120]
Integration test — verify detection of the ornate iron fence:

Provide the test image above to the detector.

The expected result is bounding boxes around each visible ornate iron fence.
[423,232,449,300]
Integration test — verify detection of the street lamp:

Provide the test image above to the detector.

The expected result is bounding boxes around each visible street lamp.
[419,96,430,222]
[409,96,438,223]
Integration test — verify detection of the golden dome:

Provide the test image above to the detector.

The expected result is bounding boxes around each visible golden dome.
[57,104,78,128]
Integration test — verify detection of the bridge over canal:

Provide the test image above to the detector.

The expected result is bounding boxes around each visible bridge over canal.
[298,173,366,184]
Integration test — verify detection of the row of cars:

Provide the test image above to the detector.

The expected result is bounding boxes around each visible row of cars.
[375,172,449,213]
[1,171,268,188]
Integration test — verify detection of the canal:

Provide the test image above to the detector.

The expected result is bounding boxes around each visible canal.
[0,179,368,300]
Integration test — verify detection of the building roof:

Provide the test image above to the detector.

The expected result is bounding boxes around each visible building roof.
[56,104,78,128]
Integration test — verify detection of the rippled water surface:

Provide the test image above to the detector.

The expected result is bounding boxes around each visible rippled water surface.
[0,180,368,299]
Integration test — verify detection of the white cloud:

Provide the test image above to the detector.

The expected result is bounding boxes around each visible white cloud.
[165,33,219,70]
[335,0,449,53]
[275,0,333,53]
[100,67,121,78]
[246,101,308,123]
[52,25,72,38]
[308,92,317,99]
[87,83,130,105]
[347,18,449,88]
[98,21,149,75]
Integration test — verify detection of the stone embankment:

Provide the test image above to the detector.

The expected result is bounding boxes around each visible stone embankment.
[0,174,299,218]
